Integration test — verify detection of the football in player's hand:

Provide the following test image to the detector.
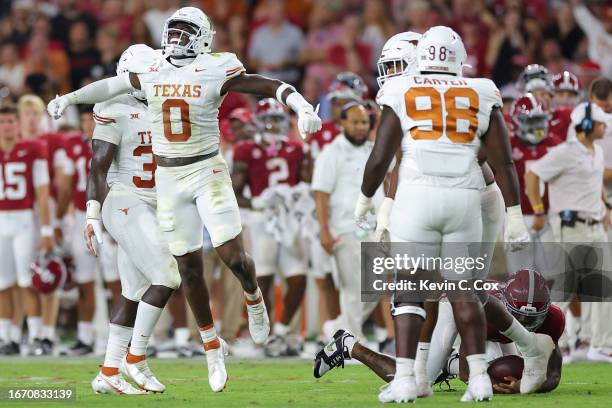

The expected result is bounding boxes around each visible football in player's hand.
[487,355,524,384]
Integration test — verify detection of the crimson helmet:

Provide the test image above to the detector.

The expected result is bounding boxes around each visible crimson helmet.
[511,93,550,144]
[327,72,368,102]
[229,107,254,124]
[31,254,70,294]
[518,64,553,93]
[552,71,580,94]
[504,268,551,331]
[254,98,288,135]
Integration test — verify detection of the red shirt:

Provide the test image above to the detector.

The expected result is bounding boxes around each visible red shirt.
[233,138,304,197]
[306,120,341,158]
[63,134,92,212]
[549,107,573,141]
[0,139,48,211]
[511,135,562,215]
[488,304,565,345]
[38,132,67,199]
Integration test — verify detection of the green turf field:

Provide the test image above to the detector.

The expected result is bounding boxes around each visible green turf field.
[0,358,609,407]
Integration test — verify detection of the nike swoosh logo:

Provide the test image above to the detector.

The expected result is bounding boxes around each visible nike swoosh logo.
[213,169,223,174]
[195,68,206,72]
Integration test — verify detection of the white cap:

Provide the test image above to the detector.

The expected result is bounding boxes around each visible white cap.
[570,102,612,127]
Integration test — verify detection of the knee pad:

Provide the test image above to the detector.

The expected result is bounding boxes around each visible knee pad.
[391,304,427,320]
[156,258,181,289]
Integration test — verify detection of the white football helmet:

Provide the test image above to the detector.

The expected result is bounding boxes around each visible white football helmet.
[377,32,421,87]
[161,7,215,57]
[116,44,155,100]
[416,26,466,76]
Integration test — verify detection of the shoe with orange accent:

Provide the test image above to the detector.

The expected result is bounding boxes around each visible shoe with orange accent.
[91,372,147,395]
[121,355,165,393]
[246,296,270,345]
[206,338,229,392]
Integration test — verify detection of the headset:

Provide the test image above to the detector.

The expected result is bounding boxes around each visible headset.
[580,101,593,136]
[339,101,364,120]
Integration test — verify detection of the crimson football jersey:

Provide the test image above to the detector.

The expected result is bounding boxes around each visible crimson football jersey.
[305,120,341,158]
[63,134,92,212]
[487,303,565,344]
[511,135,562,215]
[0,139,49,211]
[38,132,67,199]
[549,107,572,141]
[233,138,304,197]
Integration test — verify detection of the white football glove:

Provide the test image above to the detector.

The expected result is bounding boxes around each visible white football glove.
[375,197,394,242]
[84,200,103,257]
[47,94,71,120]
[297,105,322,140]
[504,205,530,251]
[354,192,375,231]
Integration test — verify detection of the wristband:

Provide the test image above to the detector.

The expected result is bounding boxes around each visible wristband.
[379,197,394,215]
[86,200,101,219]
[275,83,295,105]
[40,225,53,238]
[532,202,544,214]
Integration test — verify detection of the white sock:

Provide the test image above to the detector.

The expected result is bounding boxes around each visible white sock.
[42,325,56,341]
[103,324,133,369]
[501,319,536,356]
[273,322,290,337]
[26,317,42,342]
[395,357,415,378]
[174,327,190,347]
[244,287,261,302]
[415,342,430,379]
[77,321,94,346]
[448,356,460,376]
[129,302,163,356]
[0,319,10,343]
[466,354,488,379]
[200,324,219,351]
[10,324,22,343]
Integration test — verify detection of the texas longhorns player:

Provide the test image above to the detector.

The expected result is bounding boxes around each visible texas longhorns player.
[355,26,550,402]
[48,7,321,350]
[232,98,306,356]
[0,105,53,355]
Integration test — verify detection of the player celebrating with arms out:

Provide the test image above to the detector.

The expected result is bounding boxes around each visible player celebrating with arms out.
[47,7,321,352]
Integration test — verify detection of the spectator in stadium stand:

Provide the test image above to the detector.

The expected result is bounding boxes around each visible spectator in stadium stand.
[326,13,371,82]
[572,0,612,80]
[526,100,612,363]
[98,0,134,46]
[361,0,395,71]
[67,21,100,89]
[248,0,305,85]
[543,1,585,61]
[0,42,25,95]
[50,0,98,49]
[541,39,576,76]
[23,32,71,95]
[90,27,122,81]
[143,0,178,46]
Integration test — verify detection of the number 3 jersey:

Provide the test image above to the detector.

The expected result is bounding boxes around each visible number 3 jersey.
[93,94,156,205]
[377,74,503,190]
[133,48,246,159]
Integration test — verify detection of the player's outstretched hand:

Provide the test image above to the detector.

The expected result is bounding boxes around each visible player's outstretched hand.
[297,104,322,140]
[47,95,71,120]
[354,192,375,231]
[84,220,103,257]
[504,205,530,251]
[374,197,393,241]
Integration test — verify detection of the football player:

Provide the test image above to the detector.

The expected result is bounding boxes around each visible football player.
[0,105,53,355]
[232,99,306,356]
[355,26,546,402]
[517,65,554,111]
[550,71,581,140]
[48,6,321,352]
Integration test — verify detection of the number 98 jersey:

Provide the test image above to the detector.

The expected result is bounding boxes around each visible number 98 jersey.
[136,51,245,159]
[376,74,502,190]
[93,94,156,205]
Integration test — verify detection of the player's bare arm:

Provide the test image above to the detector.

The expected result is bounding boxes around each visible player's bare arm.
[83,140,117,257]
[314,190,336,255]
[34,183,53,253]
[525,170,546,231]
[231,160,252,208]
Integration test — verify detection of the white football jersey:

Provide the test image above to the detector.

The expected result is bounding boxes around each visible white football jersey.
[136,51,245,158]
[93,94,156,205]
[377,74,502,189]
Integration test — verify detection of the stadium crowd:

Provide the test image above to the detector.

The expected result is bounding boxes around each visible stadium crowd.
[0,0,611,373]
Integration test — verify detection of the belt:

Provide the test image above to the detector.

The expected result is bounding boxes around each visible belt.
[575,217,601,226]
[154,150,219,167]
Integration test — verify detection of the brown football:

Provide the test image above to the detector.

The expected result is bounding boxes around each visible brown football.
[487,355,524,384]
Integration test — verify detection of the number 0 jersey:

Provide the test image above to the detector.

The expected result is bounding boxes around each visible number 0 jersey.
[377,74,503,190]
[135,50,245,159]
[93,94,156,205]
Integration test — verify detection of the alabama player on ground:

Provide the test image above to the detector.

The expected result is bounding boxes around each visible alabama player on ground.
[232,98,307,356]
[354,26,552,402]
[48,6,321,352]
[0,105,53,355]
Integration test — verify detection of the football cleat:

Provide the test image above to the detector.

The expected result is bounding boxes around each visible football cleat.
[91,372,147,395]
[32,338,54,356]
[434,351,458,390]
[460,373,493,402]
[121,356,165,393]
[313,330,354,378]
[378,375,417,403]
[0,341,20,356]
[416,375,433,398]
[60,340,93,356]
[246,298,270,345]
[520,333,555,394]
[206,338,229,392]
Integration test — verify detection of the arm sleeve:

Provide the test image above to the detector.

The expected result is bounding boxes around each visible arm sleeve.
[33,159,50,188]
[529,146,568,182]
[311,148,336,194]
[68,74,134,105]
